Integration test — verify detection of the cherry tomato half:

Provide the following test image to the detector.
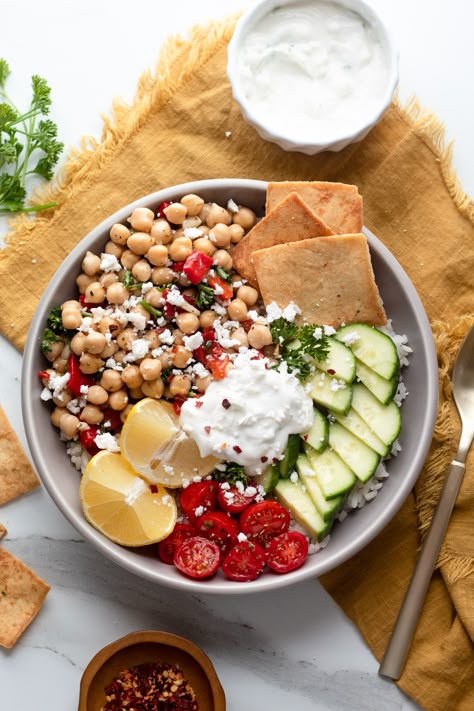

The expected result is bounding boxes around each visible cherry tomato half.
[265,531,309,574]
[195,511,239,554]
[179,480,218,523]
[221,540,266,582]
[157,524,196,565]
[239,501,290,546]
[173,536,221,579]
[217,484,255,515]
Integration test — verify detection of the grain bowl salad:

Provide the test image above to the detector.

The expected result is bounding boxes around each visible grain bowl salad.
[38,181,411,583]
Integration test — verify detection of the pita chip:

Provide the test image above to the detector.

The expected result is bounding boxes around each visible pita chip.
[0,548,50,648]
[232,192,334,287]
[0,406,40,505]
[0,522,6,540]
[266,181,363,234]
[253,234,387,328]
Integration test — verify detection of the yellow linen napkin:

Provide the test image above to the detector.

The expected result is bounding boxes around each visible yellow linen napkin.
[0,16,472,710]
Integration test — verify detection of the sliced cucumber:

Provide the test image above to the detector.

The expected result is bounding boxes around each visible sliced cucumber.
[332,408,390,457]
[336,323,399,380]
[304,444,356,499]
[279,434,301,478]
[328,421,380,483]
[300,407,329,453]
[351,383,401,447]
[356,359,398,405]
[296,454,344,521]
[253,464,280,493]
[275,477,332,541]
[310,371,352,415]
[315,337,356,383]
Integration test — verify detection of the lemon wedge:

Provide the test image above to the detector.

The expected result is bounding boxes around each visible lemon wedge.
[120,398,218,487]
[79,450,177,547]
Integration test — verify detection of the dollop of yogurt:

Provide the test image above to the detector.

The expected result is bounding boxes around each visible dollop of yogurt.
[237,0,390,141]
[179,350,314,475]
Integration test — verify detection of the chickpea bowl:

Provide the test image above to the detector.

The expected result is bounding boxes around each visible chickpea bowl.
[22,179,437,594]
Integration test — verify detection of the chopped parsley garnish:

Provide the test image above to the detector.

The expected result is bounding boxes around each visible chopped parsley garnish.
[160,367,173,383]
[212,463,248,487]
[40,305,76,352]
[40,327,61,354]
[121,269,142,290]
[214,265,232,282]
[140,300,162,320]
[270,317,329,381]
[0,59,63,214]
[195,283,215,309]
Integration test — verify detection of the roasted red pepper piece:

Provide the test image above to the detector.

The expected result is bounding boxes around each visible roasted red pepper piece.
[156,200,172,218]
[183,252,213,285]
[101,407,122,430]
[79,426,100,456]
[67,353,95,396]
[208,275,233,300]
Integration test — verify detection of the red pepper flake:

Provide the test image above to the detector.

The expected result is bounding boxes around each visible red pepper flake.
[261,456,268,463]
[221,398,231,409]
[233,445,242,454]
[303,434,308,441]
[102,661,199,710]
[38,370,50,380]
[204,425,211,434]
[327,368,336,375]
[195,400,203,409]
[149,484,158,493]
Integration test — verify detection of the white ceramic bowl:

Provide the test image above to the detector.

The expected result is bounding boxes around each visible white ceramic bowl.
[22,179,437,594]
[227,0,399,154]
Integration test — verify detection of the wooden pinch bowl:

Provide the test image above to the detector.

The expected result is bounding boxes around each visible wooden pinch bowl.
[78,630,226,711]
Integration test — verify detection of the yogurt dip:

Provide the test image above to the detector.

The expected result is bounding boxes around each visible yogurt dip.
[235,0,390,141]
[179,349,314,475]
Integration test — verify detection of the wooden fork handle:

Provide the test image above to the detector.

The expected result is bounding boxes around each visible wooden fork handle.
[379,459,465,680]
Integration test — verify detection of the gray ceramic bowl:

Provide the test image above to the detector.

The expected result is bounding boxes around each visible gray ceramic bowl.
[22,179,438,594]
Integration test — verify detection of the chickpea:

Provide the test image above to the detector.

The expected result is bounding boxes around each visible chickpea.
[52,390,72,408]
[237,284,259,306]
[116,328,136,351]
[130,303,150,322]
[82,251,101,276]
[159,351,173,369]
[79,352,104,374]
[178,272,192,288]
[52,356,68,374]
[171,345,193,369]
[108,389,129,411]
[99,272,119,288]
[59,413,80,439]
[146,244,169,267]
[195,375,212,392]
[193,237,216,257]
[139,358,162,381]
[121,365,144,389]
[80,405,104,425]
[143,287,163,308]
[163,202,187,225]
[62,299,81,311]
[85,281,106,304]
[106,282,129,305]
[182,216,202,229]
[127,232,154,256]
[168,236,192,262]
[227,298,248,322]
[199,310,218,329]
[100,369,124,392]
[213,249,233,271]
[143,330,160,350]
[248,323,273,349]
[209,223,231,248]
[231,327,249,349]
[120,404,134,423]
[114,349,126,364]
[233,206,257,230]
[172,329,185,346]
[44,340,64,363]
[172,228,184,240]
[84,331,106,355]
[180,193,204,216]
[128,207,154,232]
[76,272,95,294]
[98,342,118,359]
[62,309,83,330]
[129,386,145,400]
[169,374,192,397]
[51,407,67,428]
[141,378,165,399]
[206,203,232,228]
[120,249,141,270]
[151,267,176,286]
[110,223,131,245]
[104,241,123,259]
[132,259,152,283]
[229,223,245,244]
[176,312,200,335]
[87,385,109,405]
[150,219,172,244]
[98,316,121,338]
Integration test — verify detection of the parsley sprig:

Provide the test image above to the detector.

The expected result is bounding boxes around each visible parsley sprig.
[0,59,63,214]
[40,306,67,353]
[212,463,248,487]
[195,283,214,309]
[270,318,330,381]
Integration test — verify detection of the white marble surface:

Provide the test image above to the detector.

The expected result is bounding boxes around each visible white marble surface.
[1,1,472,709]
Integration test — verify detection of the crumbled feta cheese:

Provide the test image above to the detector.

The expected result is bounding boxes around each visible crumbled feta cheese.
[80,385,89,395]
[124,338,150,363]
[265,301,283,323]
[329,378,347,392]
[40,388,53,401]
[323,325,337,336]
[105,357,124,371]
[213,319,240,348]
[282,302,301,322]
[183,227,204,239]
[100,253,121,273]
[48,371,71,398]
[313,327,323,340]
[194,505,205,517]
[290,471,299,483]
[227,197,238,212]
[211,302,227,316]
[141,282,154,294]
[237,532,248,542]
[192,362,210,378]
[128,312,147,331]
[94,432,120,453]
[158,329,174,346]
[183,331,204,351]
